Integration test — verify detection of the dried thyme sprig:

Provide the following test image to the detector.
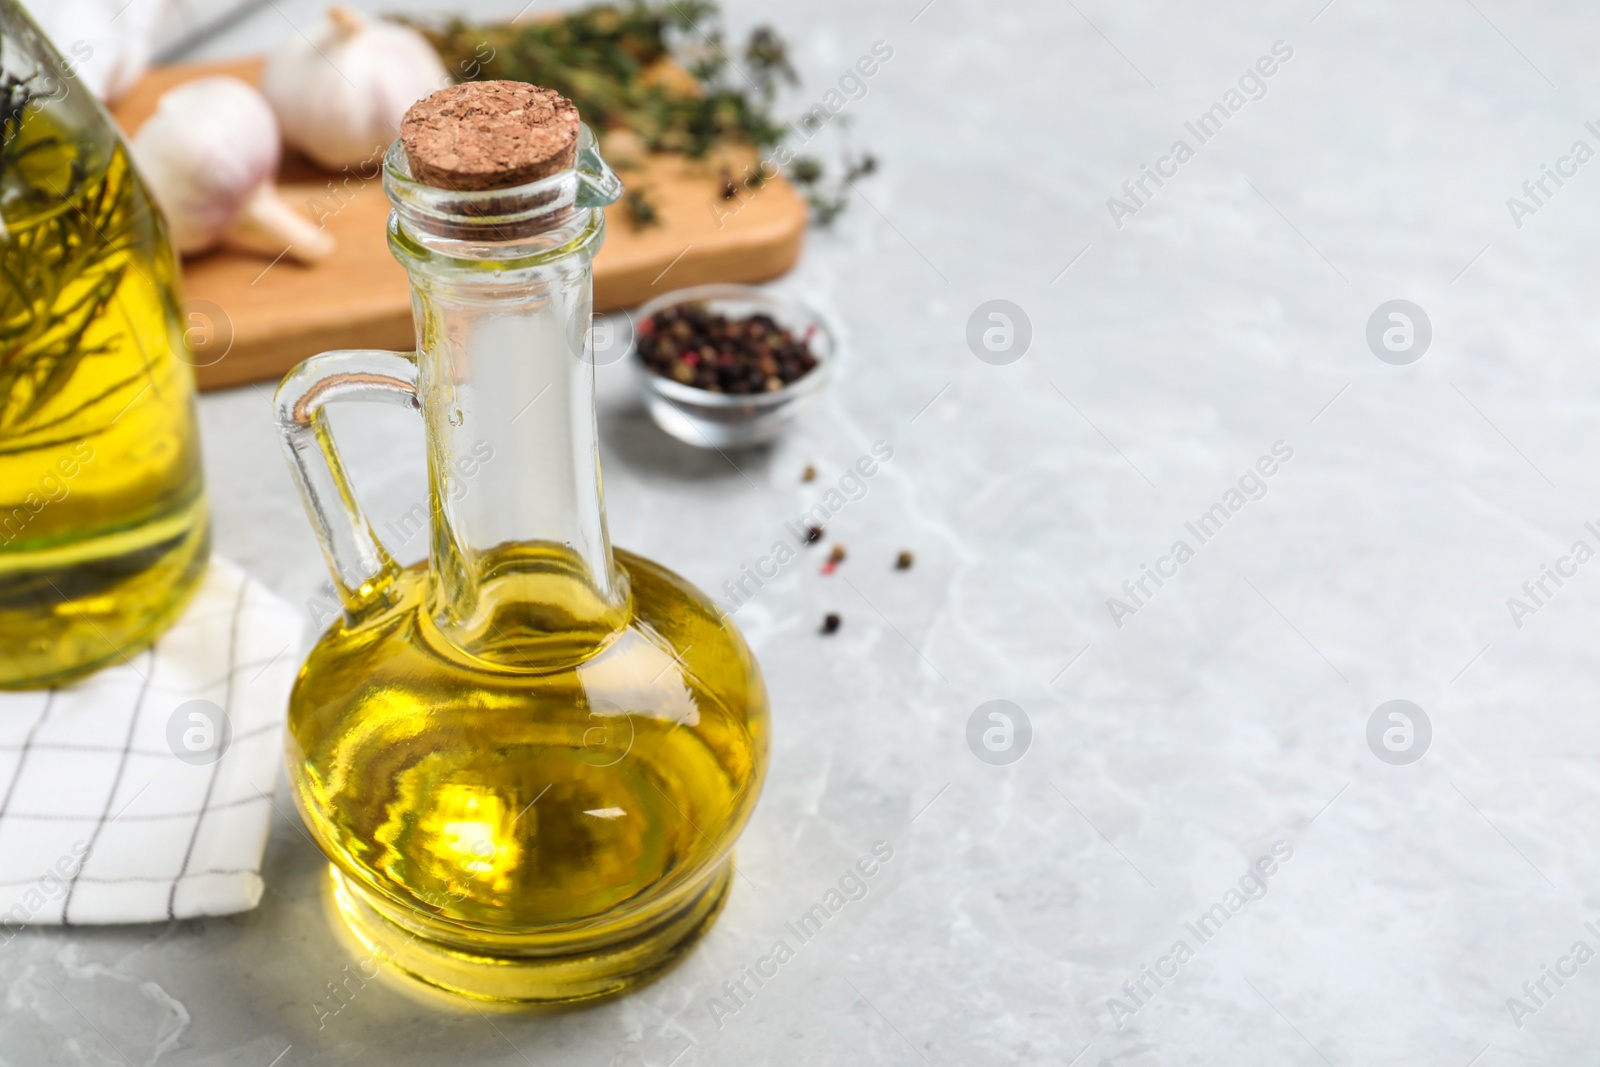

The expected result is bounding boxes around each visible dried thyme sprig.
[413,2,782,158]
[411,2,872,227]
[789,150,878,226]
[623,186,660,228]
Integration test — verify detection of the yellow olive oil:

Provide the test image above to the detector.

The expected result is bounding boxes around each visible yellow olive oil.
[0,111,209,687]
[286,546,768,1002]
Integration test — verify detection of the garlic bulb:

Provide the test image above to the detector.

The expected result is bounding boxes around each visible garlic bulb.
[261,6,450,170]
[131,76,334,263]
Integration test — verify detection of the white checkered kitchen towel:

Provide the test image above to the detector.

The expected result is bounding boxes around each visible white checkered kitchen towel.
[0,559,302,927]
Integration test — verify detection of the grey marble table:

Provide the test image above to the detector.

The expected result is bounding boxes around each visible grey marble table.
[9,0,1600,1063]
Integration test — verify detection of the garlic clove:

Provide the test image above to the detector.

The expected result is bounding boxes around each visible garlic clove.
[132,76,281,254]
[261,6,451,172]
[232,183,336,263]
[130,75,335,263]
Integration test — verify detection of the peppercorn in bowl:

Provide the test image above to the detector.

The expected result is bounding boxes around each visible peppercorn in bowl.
[629,285,836,447]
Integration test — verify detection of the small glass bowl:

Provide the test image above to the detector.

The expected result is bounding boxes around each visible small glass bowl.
[628,285,837,448]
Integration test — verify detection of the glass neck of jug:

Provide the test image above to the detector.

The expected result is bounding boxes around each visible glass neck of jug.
[383,130,628,665]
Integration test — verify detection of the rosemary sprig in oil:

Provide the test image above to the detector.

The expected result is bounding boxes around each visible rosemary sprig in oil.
[0,49,144,446]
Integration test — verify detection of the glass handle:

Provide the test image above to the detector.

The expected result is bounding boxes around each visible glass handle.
[274,349,420,617]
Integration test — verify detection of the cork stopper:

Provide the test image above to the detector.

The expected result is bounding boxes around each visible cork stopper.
[400,81,580,191]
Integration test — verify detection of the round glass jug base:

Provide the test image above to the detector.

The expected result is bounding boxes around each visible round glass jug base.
[329,861,734,1005]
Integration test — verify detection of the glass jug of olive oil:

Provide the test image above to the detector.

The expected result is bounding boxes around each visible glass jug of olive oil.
[274,110,768,1003]
[0,4,209,688]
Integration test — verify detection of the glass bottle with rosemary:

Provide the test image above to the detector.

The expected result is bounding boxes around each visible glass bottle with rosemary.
[0,3,209,687]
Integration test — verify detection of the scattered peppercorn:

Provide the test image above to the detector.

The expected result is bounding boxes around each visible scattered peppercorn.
[720,172,739,199]
[806,525,823,544]
[828,544,847,564]
[801,464,817,482]
[821,613,841,634]
[895,550,914,570]
[637,302,819,395]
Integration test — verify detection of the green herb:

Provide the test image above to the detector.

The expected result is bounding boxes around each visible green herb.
[789,151,877,226]
[1,70,33,176]
[412,2,873,227]
[742,26,797,97]
[0,53,141,446]
[0,65,51,202]
[788,156,823,185]
[623,186,660,229]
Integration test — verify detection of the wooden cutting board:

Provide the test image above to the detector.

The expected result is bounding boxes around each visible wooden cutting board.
[109,58,807,391]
